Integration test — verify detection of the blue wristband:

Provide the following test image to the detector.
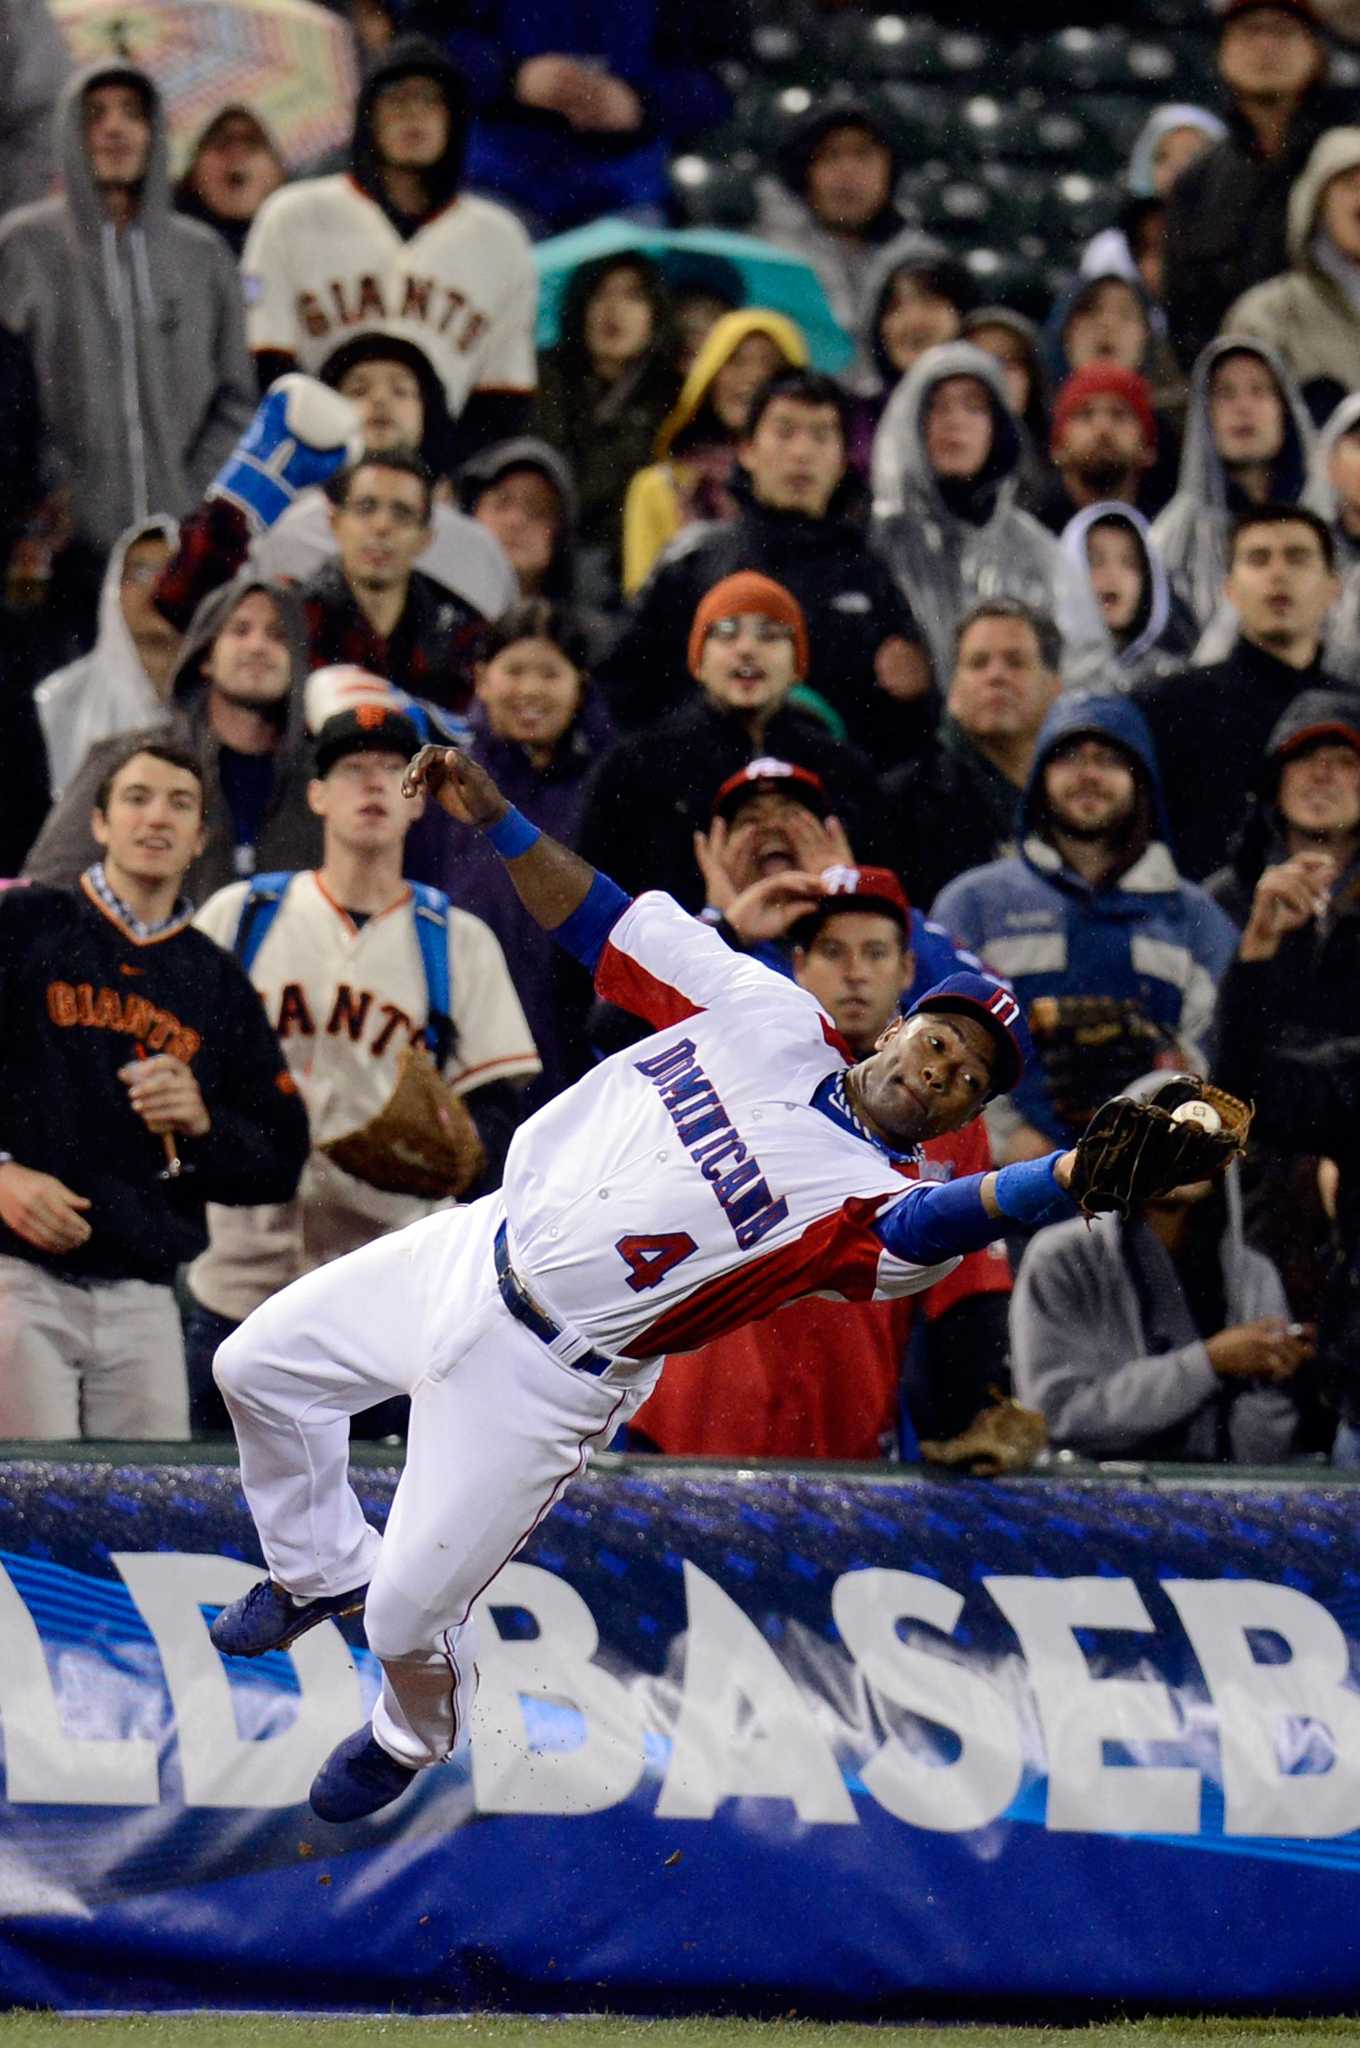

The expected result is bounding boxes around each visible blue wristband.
[992,1153,1076,1227]
[484,807,541,860]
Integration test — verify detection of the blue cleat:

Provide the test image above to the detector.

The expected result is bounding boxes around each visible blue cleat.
[208,1577,368,1658]
[310,1726,419,1823]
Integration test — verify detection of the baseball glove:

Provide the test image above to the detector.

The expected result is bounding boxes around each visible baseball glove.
[1028,995,1178,1133]
[919,1395,1048,1477]
[319,1045,487,1200]
[1068,1083,1252,1221]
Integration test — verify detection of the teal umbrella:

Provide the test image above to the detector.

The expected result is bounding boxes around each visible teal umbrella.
[533,218,854,373]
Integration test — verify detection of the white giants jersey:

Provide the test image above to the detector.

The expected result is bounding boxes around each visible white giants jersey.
[241,177,538,415]
[502,892,961,1360]
[191,873,540,1320]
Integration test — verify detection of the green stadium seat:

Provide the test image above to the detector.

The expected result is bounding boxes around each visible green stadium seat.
[670,152,760,228]
[961,247,1054,322]
[818,13,945,83]
[1023,26,1135,94]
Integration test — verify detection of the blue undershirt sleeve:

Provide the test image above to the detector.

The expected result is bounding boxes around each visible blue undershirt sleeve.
[873,1152,1075,1264]
[874,1175,995,1264]
[551,872,631,971]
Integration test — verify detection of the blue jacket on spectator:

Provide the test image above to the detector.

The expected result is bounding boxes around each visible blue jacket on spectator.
[933,692,1238,1146]
[390,0,740,232]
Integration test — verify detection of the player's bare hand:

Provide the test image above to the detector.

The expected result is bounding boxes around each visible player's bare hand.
[1206,1317,1315,1383]
[118,1055,210,1137]
[0,1162,92,1254]
[874,635,932,701]
[784,807,854,875]
[402,746,507,828]
[693,819,737,913]
[1240,852,1337,960]
[725,870,827,944]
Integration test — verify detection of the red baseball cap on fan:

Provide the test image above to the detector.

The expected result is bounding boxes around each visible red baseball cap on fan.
[711,756,829,822]
[793,863,913,944]
[1051,365,1157,458]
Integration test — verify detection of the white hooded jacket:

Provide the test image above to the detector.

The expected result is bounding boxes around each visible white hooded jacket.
[1151,334,1315,633]
[870,340,1103,687]
[33,513,179,798]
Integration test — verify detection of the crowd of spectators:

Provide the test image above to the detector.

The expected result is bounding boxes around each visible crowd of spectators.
[3,0,1360,1472]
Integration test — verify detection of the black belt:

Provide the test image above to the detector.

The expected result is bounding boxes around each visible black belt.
[493,1221,613,1377]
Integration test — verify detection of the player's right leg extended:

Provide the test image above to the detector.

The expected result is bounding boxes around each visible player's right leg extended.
[208,1210,469,1657]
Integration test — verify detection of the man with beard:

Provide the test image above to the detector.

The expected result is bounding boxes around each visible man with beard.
[935,694,1237,1163]
[1029,365,1163,535]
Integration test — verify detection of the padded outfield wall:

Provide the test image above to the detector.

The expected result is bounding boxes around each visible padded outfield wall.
[1,1448,1359,2016]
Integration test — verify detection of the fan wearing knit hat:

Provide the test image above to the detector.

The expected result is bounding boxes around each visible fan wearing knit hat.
[574,569,885,905]
[1038,365,1161,537]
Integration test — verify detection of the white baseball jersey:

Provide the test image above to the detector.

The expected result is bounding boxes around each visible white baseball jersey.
[241,177,538,414]
[503,891,960,1361]
[191,871,540,1321]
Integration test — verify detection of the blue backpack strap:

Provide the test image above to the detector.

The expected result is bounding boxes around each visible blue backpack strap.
[231,871,295,974]
[407,881,453,1062]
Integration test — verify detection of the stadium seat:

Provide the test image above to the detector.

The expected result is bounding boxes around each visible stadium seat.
[1045,171,1121,249]
[958,98,1097,168]
[897,167,1005,242]
[818,13,946,83]
[670,152,761,228]
[976,162,1053,241]
[747,19,817,82]
[876,82,956,159]
[961,247,1054,322]
[1023,26,1135,93]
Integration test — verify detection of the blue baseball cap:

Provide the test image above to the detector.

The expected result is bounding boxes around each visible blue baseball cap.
[907,971,1030,1096]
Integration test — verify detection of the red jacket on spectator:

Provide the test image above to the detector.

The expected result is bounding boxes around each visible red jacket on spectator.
[630,1115,1010,1460]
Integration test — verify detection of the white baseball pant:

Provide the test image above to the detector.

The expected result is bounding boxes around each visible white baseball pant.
[212,1193,659,1770]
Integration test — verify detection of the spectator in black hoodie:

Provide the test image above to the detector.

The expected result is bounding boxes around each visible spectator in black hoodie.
[1164,0,1352,370]
[597,367,931,765]
[241,37,536,463]
[531,251,682,602]
[755,97,910,371]
[0,735,308,1440]
[1135,504,1353,879]
[1207,688,1360,1352]
[578,572,882,905]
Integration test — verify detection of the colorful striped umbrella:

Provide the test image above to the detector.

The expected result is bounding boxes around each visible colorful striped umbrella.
[53,0,357,172]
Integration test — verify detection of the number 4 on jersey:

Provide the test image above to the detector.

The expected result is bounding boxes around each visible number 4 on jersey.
[615,1232,698,1292]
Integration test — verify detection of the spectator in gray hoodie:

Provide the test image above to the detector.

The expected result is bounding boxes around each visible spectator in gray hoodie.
[1302,389,1360,681]
[1226,126,1360,425]
[0,0,69,210]
[1012,1073,1308,1463]
[1151,334,1314,635]
[24,571,320,899]
[33,514,181,802]
[870,341,1100,689]
[0,60,254,558]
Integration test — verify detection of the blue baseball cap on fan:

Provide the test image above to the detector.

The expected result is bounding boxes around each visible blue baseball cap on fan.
[907,971,1030,1096]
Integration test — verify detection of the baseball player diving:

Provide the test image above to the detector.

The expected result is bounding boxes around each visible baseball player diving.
[210,742,1248,1823]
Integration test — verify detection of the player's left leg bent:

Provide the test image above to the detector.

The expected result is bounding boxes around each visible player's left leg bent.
[362,1297,658,1774]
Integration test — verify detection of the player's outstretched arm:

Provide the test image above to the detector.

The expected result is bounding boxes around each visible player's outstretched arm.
[876,1149,1079,1265]
[403,745,628,962]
